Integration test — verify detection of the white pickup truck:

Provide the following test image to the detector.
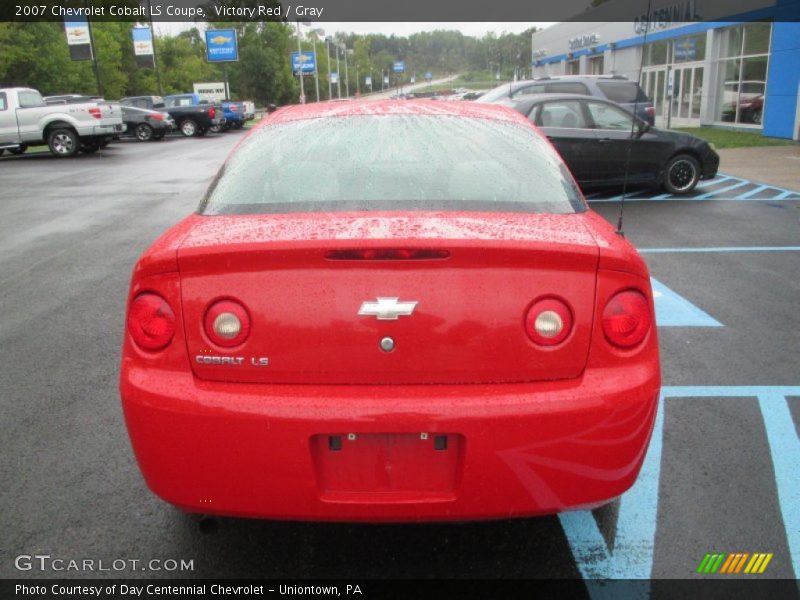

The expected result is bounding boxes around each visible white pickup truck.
[0,87,125,158]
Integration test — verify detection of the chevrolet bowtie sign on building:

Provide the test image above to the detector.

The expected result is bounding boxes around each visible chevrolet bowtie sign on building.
[205,29,238,63]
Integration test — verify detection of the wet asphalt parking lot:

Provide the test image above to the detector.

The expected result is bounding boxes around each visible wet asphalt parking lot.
[1,131,798,596]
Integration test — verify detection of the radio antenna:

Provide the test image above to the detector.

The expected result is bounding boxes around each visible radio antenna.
[617,0,653,237]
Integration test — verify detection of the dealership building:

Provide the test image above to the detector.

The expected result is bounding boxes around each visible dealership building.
[530,0,800,139]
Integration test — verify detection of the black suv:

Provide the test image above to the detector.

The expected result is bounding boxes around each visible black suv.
[477,75,655,125]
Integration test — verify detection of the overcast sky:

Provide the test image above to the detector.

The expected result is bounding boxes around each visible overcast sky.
[154,21,554,38]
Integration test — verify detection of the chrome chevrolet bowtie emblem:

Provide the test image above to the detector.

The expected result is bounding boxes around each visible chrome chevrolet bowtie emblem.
[358,297,418,320]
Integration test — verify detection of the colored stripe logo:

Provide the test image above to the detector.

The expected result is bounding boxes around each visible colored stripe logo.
[696,552,773,574]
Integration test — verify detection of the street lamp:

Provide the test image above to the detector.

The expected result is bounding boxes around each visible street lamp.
[324,36,333,100]
[341,43,350,98]
[295,20,305,104]
[309,28,325,102]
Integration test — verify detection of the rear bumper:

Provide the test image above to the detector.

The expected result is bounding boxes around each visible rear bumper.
[121,363,660,522]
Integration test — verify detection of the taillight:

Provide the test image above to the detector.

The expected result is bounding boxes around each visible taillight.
[646,106,655,116]
[208,106,216,119]
[525,298,573,346]
[204,300,250,347]
[88,107,102,119]
[602,290,651,348]
[148,113,164,121]
[230,105,238,111]
[128,293,175,351]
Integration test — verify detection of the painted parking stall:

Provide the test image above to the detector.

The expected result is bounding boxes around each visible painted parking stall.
[586,173,800,202]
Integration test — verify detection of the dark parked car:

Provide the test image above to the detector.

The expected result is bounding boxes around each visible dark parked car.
[121,105,175,141]
[478,75,656,125]
[120,95,223,137]
[512,94,719,194]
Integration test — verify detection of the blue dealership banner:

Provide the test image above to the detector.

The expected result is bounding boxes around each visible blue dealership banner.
[205,29,238,62]
[393,61,405,73]
[291,51,317,74]
[131,26,155,68]
[674,37,697,62]
[63,15,92,61]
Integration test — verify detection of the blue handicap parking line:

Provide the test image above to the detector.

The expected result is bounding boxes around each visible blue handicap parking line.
[694,178,751,199]
[641,246,800,254]
[650,277,722,327]
[560,386,800,596]
[586,172,800,202]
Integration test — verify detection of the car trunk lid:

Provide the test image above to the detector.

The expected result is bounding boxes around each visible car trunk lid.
[177,212,599,385]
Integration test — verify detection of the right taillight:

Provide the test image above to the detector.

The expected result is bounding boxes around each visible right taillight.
[602,290,651,348]
[208,106,216,119]
[204,300,250,347]
[127,293,175,351]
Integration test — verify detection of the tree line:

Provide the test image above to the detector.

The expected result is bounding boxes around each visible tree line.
[0,21,536,105]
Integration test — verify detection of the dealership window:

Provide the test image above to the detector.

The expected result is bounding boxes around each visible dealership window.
[643,40,669,67]
[565,59,580,75]
[715,23,771,126]
[588,55,604,75]
[672,34,706,64]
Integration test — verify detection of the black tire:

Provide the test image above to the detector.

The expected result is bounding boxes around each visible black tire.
[233,121,244,130]
[662,153,701,195]
[135,123,154,141]
[152,131,166,140]
[179,119,199,137]
[196,127,207,137]
[47,128,79,158]
[208,123,223,134]
[8,145,27,155]
[80,139,102,154]
[100,138,112,147]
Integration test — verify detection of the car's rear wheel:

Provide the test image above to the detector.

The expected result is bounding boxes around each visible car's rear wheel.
[47,128,79,158]
[180,119,198,137]
[8,145,27,155]
[233,121,244,130]
[135,123,154,141]
[209,123,223,133]
[663,154,701,195]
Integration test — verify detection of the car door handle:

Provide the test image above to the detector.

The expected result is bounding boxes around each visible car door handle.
[597,137,613,142]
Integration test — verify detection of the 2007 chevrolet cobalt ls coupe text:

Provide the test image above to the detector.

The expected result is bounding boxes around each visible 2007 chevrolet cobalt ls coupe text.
[120,100,661,522]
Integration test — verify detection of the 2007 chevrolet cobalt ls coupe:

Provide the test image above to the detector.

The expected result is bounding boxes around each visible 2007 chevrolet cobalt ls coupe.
[120,100,661,522]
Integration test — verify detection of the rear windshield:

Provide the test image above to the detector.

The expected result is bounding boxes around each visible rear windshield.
[597,81,650,104]
[199,114,585,215]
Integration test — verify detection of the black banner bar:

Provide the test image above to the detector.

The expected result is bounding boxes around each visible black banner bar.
[2,0,799,22]
[3,579,800,600]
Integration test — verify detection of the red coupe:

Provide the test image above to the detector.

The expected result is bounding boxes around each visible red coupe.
[120,100,661,521]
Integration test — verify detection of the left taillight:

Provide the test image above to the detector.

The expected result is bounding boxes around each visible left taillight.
[88,107,102,119]
[127,293,175,351]
[525,297,573,346]
[148,113,164,121]
[208,106,216,119]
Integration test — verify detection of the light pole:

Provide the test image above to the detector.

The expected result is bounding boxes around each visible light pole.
[342,44,350,98]
[325,37,333,100]
[295,21,305,104]
[335,44,341,99]
[310,28,325,103]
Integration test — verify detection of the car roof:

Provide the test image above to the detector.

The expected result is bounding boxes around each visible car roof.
[261,99,529,127]
[511,94,618,113]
